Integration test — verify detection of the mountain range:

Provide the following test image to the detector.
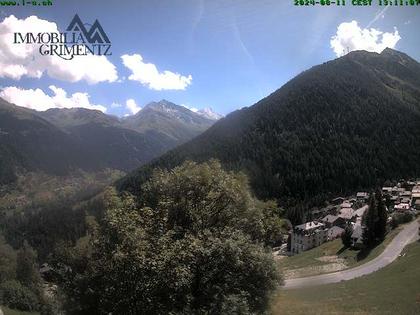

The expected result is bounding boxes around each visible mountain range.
[122,100,218,144]
[118,48,420,204]
[0,99,220,184]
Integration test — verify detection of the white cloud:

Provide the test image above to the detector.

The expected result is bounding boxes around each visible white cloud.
[0,15,118,83]
[0,85,107,112]
[330,21,401,57]
[111,102,122,108]
[121,54,192,90]
[125,99,141,115]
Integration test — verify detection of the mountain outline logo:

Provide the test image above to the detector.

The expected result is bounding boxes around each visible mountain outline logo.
[13,13,112,60]
[66,14,110,44]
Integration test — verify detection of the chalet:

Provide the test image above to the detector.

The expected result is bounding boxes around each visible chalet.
[356,192,369,202]
[412,186,420,206]
[290,221,328,255]
[401,190,412,198]
[352,205,369,220]
[406,181,416,190]
[382,187,393,195]
[394,203,410,212]
[338,207,354,221]
[328,226,345,240]
[400,196,411,205]
[412,192,420,206]
[340,201,353,209]
[394,187,405,195]
[321,215,346,228]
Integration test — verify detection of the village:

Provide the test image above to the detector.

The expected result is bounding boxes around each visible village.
[286,180,420,256]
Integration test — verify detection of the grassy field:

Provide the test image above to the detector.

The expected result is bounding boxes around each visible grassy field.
[272,241,420,315]
[280,226,402,278]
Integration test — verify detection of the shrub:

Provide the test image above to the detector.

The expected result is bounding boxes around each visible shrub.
[391,212,413,228]
[0,280,39,311]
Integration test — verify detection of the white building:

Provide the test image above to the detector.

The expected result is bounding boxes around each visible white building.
[290,221,328,255]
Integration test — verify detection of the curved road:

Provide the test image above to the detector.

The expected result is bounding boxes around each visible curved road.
[283,219,419,290]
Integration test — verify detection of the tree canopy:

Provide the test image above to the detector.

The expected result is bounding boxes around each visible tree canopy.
[61,160,283,314]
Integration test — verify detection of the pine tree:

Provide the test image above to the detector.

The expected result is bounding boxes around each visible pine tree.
[362,195,377,248]
[286,206,304,226]
[341,224,353,248]
[375,190,388,241]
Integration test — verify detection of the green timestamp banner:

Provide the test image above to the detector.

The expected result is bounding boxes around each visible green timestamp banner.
[294,0,420,6]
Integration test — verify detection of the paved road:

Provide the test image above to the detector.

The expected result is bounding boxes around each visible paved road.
[283,219,419,290]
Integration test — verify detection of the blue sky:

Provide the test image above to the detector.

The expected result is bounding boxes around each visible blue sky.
[0,0,418,116]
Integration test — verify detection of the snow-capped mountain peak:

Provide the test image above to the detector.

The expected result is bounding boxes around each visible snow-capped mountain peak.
[196,107,223,120]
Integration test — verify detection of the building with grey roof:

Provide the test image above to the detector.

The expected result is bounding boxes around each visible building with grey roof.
[290,221,328,255]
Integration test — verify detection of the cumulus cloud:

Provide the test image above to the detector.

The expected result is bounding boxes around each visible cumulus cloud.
[0,15,118,83]
[121,54,192,90]
[330,21,401,57]
[125,99,141,115]
[0,85,107,112]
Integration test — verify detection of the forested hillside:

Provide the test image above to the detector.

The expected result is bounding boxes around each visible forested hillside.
[119,49,420,205]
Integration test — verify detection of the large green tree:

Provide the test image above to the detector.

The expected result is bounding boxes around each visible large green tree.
[62,160,282,314]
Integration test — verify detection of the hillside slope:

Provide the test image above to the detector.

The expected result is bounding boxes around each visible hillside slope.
[0,99,97,184]
[119,49,420,203]
[0,100,218,184]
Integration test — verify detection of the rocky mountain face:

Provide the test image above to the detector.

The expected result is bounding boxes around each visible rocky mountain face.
[122,100,217,144]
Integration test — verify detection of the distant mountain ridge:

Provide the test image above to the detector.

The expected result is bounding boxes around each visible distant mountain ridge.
[40,107,120,129]
[122,100,217,143]
[118,48,420,205]
[0,99,219,184]
[0,98,94,184]
[196,107,224,120]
